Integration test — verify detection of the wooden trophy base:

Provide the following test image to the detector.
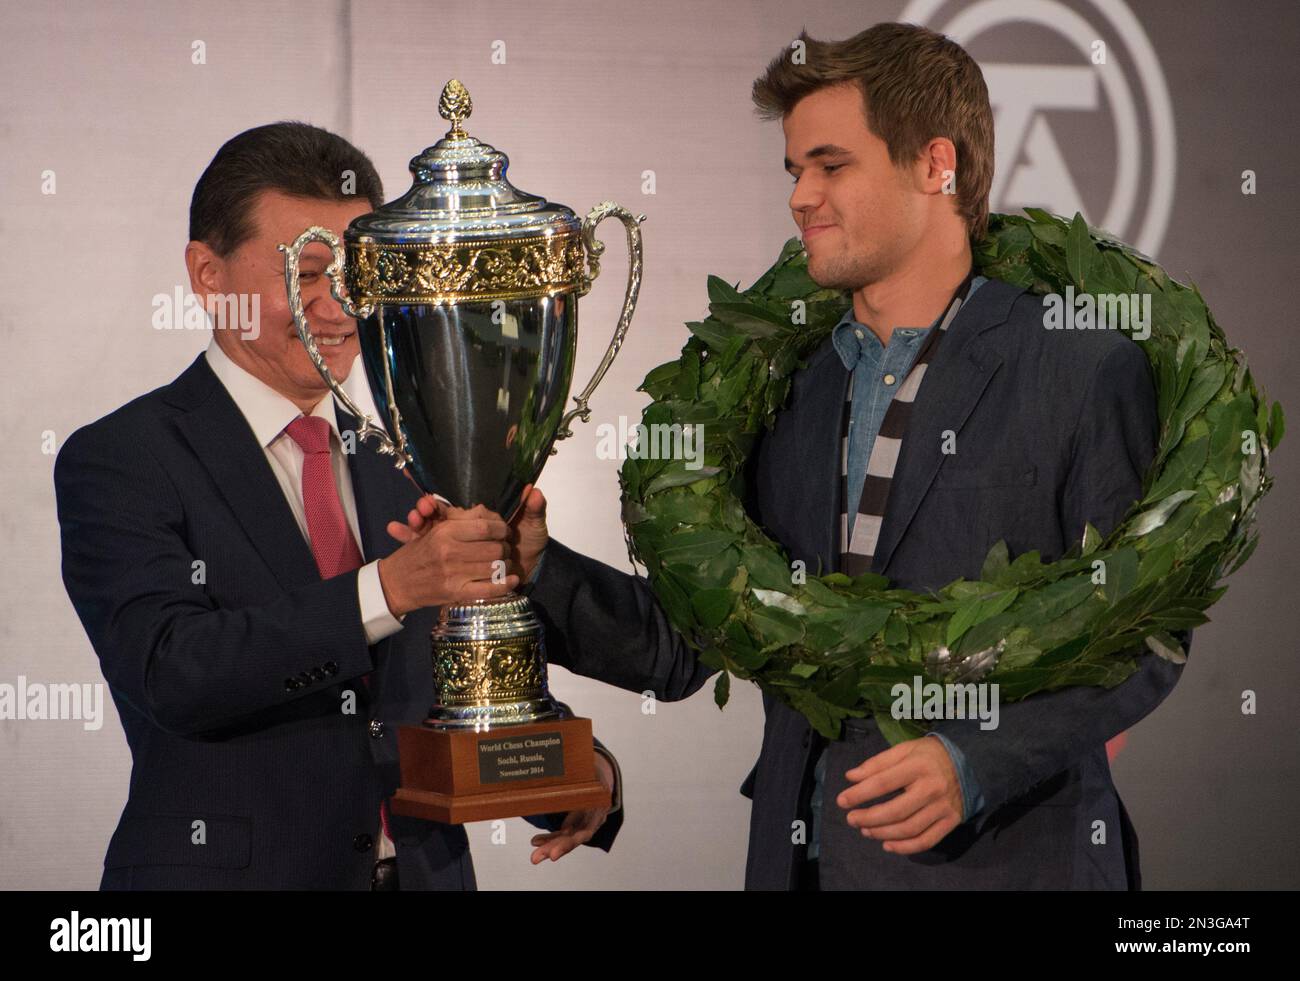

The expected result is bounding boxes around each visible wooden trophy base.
[390,716,610,825]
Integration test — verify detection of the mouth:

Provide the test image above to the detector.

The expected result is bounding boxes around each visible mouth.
[300,330,355,348]
[802,223,836,241]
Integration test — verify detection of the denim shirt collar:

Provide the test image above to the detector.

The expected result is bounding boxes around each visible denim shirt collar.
[830,274,988,370]
[831,308,931,370]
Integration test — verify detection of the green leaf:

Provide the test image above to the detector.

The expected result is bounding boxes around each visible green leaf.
[1144,631,1187,664]
[716,358,755,413]
[749,605,805,650]
[874,710,926,746]
[741,545,797,592]
[1143,435,1209,505]
[799,578,851,608]
[1270,400,1286,449]
[883,615,909,648]
[684,318,732,350]
[1129,490,1195,536]
[638,360,681,399]
[691,588,735,628]
[751,588,807,616]
[1081,522,1103,556]
[980,539,1010,581]
[706,275,745,306]
[1065,212,1097,288]
[946,588,1020,646]
[1100,547,1140,602]
[656,529,736,565]
[713,670,730,708]
[643,463,723,497]
[1013,575,1096,624]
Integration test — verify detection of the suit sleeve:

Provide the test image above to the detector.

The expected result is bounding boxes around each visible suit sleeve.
[527,538,716,702]
[54,423,378,738]
[930,339,1187,833]
[523,735,624,851]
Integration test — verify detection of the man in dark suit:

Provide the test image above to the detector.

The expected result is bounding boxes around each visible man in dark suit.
[54,122,621,890]
[438,24,1186,889]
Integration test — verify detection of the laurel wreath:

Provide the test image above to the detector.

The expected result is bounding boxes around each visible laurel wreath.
[618,210,1284,743]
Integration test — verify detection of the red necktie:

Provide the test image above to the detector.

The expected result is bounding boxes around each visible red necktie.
[285,414,393,844]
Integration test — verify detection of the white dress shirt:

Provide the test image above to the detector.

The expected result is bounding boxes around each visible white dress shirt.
[205,337,401,859]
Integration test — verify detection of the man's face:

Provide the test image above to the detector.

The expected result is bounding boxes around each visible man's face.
[195,189,373,405]
[783,83,927,290]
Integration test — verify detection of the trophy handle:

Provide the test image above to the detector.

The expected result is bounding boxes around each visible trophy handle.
[555,202,646,443]
[278,227,403,462]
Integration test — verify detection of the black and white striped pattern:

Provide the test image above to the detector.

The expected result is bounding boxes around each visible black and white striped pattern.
[840,271,976,576]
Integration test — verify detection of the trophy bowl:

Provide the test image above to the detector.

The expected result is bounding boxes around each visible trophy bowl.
[279,79,643,822]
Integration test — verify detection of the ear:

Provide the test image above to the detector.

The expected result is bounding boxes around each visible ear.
[916,136,959,195]
[185,240,231,331]
[185,240,225,302]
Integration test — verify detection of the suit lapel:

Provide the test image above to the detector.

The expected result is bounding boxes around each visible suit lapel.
[168,356,416,586]
[169,356,322,592]
[870,279,1023,575]
[338,404,414,566]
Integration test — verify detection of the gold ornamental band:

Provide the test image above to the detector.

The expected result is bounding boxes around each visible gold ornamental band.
[345,232,590,305]
[432,636,548,706]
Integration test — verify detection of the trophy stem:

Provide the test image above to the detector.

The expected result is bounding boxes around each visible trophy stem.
[426,593,562,730]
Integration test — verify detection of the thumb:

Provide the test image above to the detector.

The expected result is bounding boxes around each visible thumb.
[524,484,547,521]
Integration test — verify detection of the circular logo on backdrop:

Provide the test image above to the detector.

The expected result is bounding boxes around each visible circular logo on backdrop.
[899,0,1176,257]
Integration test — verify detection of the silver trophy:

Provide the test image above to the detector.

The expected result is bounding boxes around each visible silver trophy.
[280,79,643,740]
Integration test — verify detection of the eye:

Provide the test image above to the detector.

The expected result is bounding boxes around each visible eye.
[823,163,844,174]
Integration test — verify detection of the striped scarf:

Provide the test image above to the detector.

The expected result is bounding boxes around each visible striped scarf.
[840,270,976,575]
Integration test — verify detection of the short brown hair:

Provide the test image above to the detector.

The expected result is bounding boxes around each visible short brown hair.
[753,23,994,242]
[189,122,385,257]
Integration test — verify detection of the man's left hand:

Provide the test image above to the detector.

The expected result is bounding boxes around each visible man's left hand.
[386,483,548,584]
[836,736,964,855]
[528,750,614,863]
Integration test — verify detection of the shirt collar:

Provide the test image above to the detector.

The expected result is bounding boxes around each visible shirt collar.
[831,307,931,370]
[204,335,340,448]
[829,273,988,371]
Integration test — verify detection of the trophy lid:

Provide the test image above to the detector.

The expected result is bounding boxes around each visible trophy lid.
[347,79,581,244]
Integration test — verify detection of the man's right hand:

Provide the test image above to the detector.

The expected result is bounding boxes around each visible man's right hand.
[376,502,517,616]
[389,484,549,583]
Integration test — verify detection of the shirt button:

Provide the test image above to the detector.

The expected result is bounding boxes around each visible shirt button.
[854,329,864,340]
[884,373,897,385]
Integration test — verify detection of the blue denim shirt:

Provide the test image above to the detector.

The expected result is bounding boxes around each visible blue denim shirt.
[808,279,988,860]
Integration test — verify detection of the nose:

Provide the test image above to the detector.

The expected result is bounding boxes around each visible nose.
[306,276,349,327]
[789,172,822,227]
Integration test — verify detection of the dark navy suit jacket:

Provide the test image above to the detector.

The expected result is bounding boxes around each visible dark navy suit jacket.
[531,274,1185,889]
[54,353,620,889]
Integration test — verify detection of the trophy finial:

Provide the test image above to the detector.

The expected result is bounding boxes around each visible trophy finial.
[439,79,472,139]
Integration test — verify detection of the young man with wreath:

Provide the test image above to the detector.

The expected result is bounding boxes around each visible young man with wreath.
[401,24,1186,891]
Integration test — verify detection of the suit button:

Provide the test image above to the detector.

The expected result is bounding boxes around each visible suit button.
[309,667,326,681]
[323,661,339,676]
[284,678,301,692]
[369,720,386,738]
[353,834,374,852]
